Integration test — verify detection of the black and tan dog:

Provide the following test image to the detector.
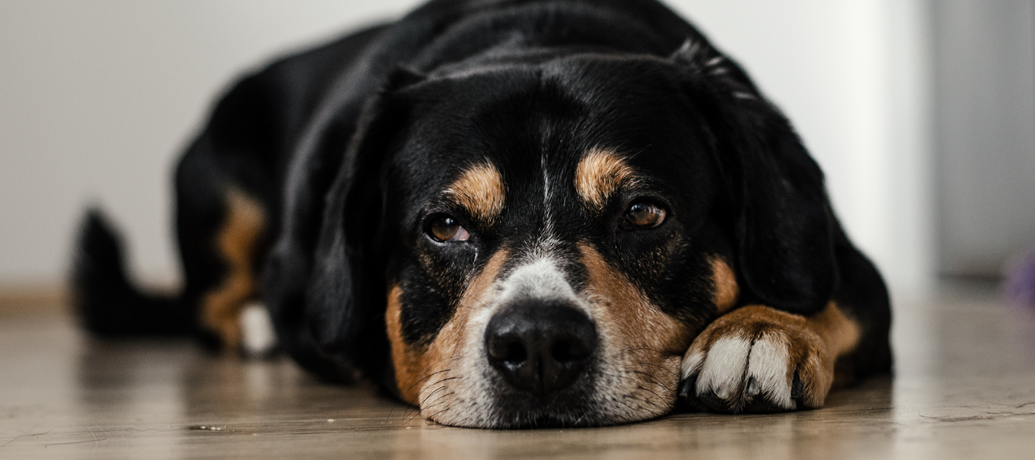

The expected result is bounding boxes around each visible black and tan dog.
[73,0,892,428]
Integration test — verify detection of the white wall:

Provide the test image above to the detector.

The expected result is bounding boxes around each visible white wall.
[0,0,933,294]
[673,1,934,294]
[934,0,1035,277]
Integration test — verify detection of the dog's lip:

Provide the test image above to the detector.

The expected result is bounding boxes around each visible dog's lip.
[488,380,596,414]
[490,412,598,429]
[482,378,616,428]
[483,400,601,429]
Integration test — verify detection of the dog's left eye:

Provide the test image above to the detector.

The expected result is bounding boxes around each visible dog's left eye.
[426,215,471,242]
[623,201,666,228]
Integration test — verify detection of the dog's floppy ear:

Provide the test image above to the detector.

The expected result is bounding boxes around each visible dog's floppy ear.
[304,69,421,375]
[673,41,836,314]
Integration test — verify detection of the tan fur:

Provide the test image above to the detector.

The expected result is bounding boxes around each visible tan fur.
[385,286,419,404]
[687,302,860,408]
[807,302,862,369]
[580,244,691,356]
[710,257,739,313]
[388,250,509,405]
[200,188,265,349]
[574,148,640,213]
[445,162,505,224]
[579,244,694,415]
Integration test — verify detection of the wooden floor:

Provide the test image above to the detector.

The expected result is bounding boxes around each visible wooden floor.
[1,286,1034,459]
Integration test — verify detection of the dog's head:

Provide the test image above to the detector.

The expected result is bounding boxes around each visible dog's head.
[304,42,835,428]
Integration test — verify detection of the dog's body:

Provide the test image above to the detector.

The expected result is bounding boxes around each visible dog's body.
[74,0,891,428]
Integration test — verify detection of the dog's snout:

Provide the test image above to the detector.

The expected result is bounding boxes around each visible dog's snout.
[485,301,597,395]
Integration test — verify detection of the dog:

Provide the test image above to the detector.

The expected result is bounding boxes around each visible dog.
[73,0,892,428]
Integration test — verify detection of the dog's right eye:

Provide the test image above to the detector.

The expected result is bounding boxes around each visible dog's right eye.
[622,200,667,229]
[426,215,471,243]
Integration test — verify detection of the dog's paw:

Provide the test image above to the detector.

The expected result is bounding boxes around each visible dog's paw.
[677,305,835,413]
[239,302,278,358]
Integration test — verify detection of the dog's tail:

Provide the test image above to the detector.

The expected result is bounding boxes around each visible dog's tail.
[72,210,194,336]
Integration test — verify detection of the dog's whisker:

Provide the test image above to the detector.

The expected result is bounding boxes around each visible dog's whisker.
[419,391,456,413]
[428,407,451,421]
[402,405,423,425]
[420,385,449,407]
[622,347,668,356]
[407,368,452,392]
[634,360,670,373]
[424,376,459,388]
[630,370,673,393]
[572,408,592,426]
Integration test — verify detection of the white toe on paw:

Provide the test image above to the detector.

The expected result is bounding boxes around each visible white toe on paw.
[240,302,277,357]
[680,350,705,379]
[745,332,794,409]
[696,336,752,401]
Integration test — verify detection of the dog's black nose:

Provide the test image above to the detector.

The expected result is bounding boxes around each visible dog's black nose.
[485,301,597,395]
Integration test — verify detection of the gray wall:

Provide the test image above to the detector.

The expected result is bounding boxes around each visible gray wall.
[934,0,1035,277]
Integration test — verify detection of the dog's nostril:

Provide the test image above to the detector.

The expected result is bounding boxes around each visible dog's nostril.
[493,338,527,364]
[506,341,527,363]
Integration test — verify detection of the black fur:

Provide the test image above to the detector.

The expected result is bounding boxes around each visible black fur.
[72,0,891,421]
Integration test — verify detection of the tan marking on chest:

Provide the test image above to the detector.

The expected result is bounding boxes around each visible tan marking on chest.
[574,148,640,213]
[445,162,505,224]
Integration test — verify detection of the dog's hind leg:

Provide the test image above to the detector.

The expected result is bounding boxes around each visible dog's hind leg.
[174,139,276,354]
[197,187,269,352]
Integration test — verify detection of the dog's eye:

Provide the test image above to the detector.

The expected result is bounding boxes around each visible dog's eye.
[427,215,471,242]
[623,201,666,228]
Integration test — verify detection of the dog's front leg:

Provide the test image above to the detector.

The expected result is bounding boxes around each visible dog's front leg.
[677,304,860,413]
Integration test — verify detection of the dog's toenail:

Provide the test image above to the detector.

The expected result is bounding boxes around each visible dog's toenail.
[791,371,803,399]
[713,385,731,400]
[678,374,698,399]
[745,377,760,397]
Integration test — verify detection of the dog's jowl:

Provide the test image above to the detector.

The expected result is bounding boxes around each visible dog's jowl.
[73,0,892,428]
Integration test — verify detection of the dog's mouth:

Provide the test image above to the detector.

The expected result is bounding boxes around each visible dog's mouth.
[483,404,601,429]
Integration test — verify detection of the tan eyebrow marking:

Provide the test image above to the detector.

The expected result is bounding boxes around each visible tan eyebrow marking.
[574,148,639,213]
[445,161,505,224]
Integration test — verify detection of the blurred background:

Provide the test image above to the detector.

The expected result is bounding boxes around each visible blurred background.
[0,0,1032,298]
